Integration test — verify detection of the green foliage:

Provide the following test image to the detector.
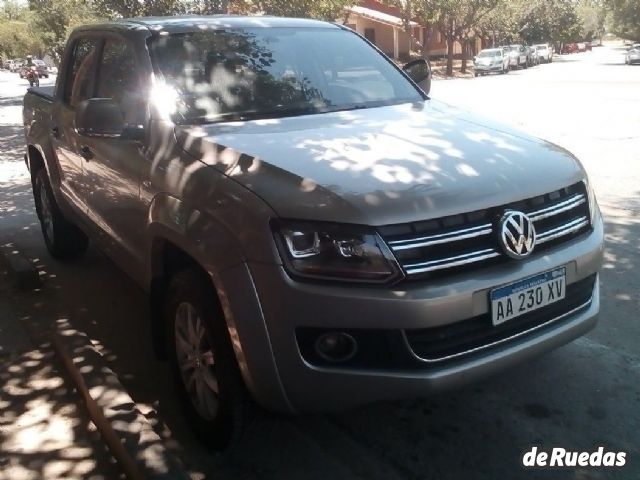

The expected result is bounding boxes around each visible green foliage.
[606,0,640,40]
[0,19,45,59]
[27,0,102,60]
[0,2,44,59]
[519,0,583,43]
[578,0,606,40]
[254,0,352,21]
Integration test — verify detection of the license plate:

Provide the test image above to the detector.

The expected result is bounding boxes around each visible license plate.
[490,267,566,326]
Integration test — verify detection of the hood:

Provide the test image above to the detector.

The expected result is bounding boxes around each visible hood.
[175,100,585,226]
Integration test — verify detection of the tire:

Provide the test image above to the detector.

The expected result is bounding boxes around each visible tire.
[165,269,253,450]
[33,169,88,260]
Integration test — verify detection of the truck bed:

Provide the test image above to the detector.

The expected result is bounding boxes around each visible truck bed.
[27,85,54,101]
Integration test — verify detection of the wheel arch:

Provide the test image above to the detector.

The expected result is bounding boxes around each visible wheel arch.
[147,224,292,412]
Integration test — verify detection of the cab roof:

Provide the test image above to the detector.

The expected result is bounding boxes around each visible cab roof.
[76,15,338,33]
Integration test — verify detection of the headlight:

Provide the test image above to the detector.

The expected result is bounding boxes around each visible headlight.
[273,220,403,284]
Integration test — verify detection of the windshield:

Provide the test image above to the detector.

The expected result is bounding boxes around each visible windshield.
[478,50,500,58]
[150,27,423,124]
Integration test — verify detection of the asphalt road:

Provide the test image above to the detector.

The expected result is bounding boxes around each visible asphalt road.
[0,44,638,480]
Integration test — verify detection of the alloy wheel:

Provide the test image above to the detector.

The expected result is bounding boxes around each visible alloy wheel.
[174,301,219,420]
[39,182,54,242]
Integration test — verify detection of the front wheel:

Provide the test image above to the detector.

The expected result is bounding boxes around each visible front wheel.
[165,269,253,449]
[33,169,88,260]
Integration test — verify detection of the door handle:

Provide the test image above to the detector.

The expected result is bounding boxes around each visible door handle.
[51,126,60,138]
[80,145,94,161]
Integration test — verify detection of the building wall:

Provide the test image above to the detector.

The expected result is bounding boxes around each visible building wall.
[343,5,484,60]
[346,16,416,59]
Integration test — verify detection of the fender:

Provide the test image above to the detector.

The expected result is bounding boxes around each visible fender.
[147,192,246,280]
[147,193,293,412]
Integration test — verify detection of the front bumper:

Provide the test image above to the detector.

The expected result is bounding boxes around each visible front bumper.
[475,64,503,72]
[242,210,603,413]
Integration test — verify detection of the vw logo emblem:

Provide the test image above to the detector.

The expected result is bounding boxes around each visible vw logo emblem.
[499,211,536,259]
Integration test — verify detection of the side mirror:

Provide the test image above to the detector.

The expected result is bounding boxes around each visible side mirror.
[75,98,125,138]
[402,58,431,95]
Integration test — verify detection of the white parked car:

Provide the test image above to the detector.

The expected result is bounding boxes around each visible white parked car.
[625,44,640,65]
[534,44,553,63]
[508,45,528,69]
[474,48,510,76]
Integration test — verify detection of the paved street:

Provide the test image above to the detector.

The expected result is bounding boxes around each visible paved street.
[0,44,638,479]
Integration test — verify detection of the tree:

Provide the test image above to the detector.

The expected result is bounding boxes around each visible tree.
[476,0,526,46]
[418,0,500,75]
[253,0,353,21]
[28,0,102,59]
[578,0,606,40]
[0,2,45,60]
[606,0,640,40]
[514,0,583,45]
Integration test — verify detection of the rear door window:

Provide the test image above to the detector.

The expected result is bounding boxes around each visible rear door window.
[64,38,100,107]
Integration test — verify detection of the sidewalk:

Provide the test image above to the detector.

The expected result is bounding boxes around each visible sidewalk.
[0,270,124,480]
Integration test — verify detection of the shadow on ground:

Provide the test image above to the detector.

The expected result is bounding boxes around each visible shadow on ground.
[1,87,638,480]
[0,340,123,479]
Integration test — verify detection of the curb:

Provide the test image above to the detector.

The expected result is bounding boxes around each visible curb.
[0,242,42,290]
[51,318,190,480]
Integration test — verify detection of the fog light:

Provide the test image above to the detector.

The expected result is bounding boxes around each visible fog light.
[314,332,357,362]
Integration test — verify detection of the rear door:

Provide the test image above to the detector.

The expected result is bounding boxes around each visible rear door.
[51,36,100,215]
[79,34,150,283]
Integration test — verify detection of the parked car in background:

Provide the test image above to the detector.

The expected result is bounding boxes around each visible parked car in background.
[508,44,528,69]
[526,46,539,67]
[474,48,509,76]
[534,43,553,63]
[585,42,592,51]
[562,43,579,54]
[590,38,601,47]
[577,42,587,52]
[501,46,517,69]
[8,59,24,72]
[19,59,49,79]
[625,44,640,65]
[23,16,603,448]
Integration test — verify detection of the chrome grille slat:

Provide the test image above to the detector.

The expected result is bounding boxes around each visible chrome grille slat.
[536,216,589,245]
[528,194,586,221]
[379,182,591,280]
[404,249,501,274]
[389,224,492,251]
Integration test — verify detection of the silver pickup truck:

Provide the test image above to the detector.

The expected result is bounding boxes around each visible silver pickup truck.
[23,16,603,448]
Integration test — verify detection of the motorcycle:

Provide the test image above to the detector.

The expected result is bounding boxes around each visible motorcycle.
[26,66,39,87]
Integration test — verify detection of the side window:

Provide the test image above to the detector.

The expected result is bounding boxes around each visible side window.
[64,38,100,107]
[96,38,144,124]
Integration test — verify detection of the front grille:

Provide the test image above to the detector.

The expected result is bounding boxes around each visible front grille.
[379,182,591,281]
[404,274,596,363]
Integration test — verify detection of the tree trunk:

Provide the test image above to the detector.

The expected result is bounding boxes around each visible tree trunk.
[445,19,454,76]
[422,27,431,59]
[461,38,469,73]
